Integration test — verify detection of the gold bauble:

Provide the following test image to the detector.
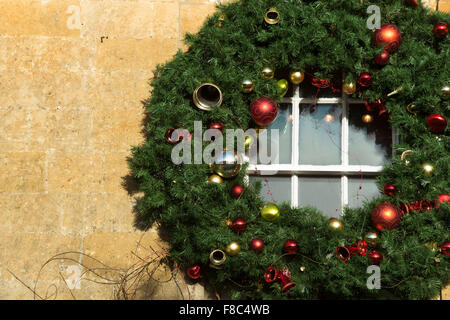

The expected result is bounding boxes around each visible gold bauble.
[225,241,241,256]
[441,84,450,100]
[300,266,306,272]
[364,231,379,247]
[209,249,226,268]
[277,79,289,97]
[422,163,434,176]
[261,66,274,79]
[212,150,242,179]
[289,70,305,85]
[241,79,254,93]
[261,202,280,222]
[342,81,357,95]
[264,8,280,25]
[361,114,373,124]
[244,135,254,149]
[207,174,223,184]
[328,218,343,231]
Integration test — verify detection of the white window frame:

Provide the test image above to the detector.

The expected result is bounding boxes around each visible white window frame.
[247,84,398,213]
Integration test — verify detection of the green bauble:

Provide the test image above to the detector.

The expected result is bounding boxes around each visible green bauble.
[261,203,280,222]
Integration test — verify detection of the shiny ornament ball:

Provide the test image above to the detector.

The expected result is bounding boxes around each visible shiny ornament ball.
[358,72,373,87]
[249,238,265,253]
[422,163,434,176]
[289,70,305,85]
[231,218,247,233]
[441,85,450,100]
[433,22,448,39]
[441,241,450,256]
[373,24,402,52]
[362,114,374,124]
[230,184,244,199]
[364,232,380,247]
[207,174,223,184]
[212,150,242,179]
[426,114,447,133]
[368,250,383,265]
[209,122,223,132]
[261,66,274,79]
[371,202,402,230]
[187,265,201,279]
[342,81,357,95]
[277,79,289,97]
[241,79,254,93]
[374,51,390,66]
[225,241,241,256]
[383,183,397,196]
[283,240,299,254]
[435,194,450,209]
[249,97,278,126]
[261,202,280,222]
[328,217,343,231]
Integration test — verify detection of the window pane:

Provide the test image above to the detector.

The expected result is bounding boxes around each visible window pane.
[349,104,392,166]
[348,177,380,208]
[299,104,341,165]
[257,103,292,164]
[298,176,341,217]
[249,176,291,205]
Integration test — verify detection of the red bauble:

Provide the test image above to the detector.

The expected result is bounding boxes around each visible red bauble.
[373,24,402,53]
[383,183,397,196]
[230,184,244,199]
[405,0,418,7]
[283,240,299,254]
[187,265,201,279]
[231,218,247,233]
[434,22,448,39]
[249,97,278,126]
[420,200,433,212]
[365,98,385,112]
[441,241,450,256]
[435,194,450,209]
[312,77,330,88]
[209,122,223,131]
[358,72,373,87]
[371,202,402,230]
[426,114,447,134]
[374,51,390,66]
[249,238,264,253]
[368,250,383,265]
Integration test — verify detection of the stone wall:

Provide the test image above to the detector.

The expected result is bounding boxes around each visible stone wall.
[0,0,448,299]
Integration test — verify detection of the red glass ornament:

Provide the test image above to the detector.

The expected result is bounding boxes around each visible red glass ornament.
[420,200,433,212]
[348,240,368,256]
[187,265,201,279]
[374,51,390,66]
[358,72,373,87]
[249,97,278,126]
[383,183,397,196]
[426,114,447,134]
[410,201,421,211]
[441,241,450,256]
[249,238,264,253]
[231,218,247,233]
[208,122,223,131]
[368,250,383,265]
[373,24,402,52]
[371,202,402,230]
[435,194,450,209]
[365,98,384,112]
[434,22,448,39]
[312,77,330,88]
[230,184,244,199]
[283,240,299,254]
[405,0,418,7]
[264,266,278,283]
[336,246,351,262]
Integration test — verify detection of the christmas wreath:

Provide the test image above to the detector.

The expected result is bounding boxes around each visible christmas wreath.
[129,0,449,299]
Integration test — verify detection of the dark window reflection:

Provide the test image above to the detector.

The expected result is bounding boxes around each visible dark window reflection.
[348,104,392,166]
[299,104,341,165]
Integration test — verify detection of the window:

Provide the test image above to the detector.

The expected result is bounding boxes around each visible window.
[248,80,395,217]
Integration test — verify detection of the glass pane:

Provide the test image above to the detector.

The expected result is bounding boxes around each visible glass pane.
[298,176,341,217]
[349,104,392,166]
[257,103,292,165]
[299,104,342,165]
[249,176,291,205]
[348,177,380,208]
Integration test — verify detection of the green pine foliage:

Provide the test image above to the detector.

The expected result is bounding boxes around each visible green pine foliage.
[129,0,449,299]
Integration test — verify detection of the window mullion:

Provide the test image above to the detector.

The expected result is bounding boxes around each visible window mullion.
[291,85,300,207]
[341,80,349,211]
